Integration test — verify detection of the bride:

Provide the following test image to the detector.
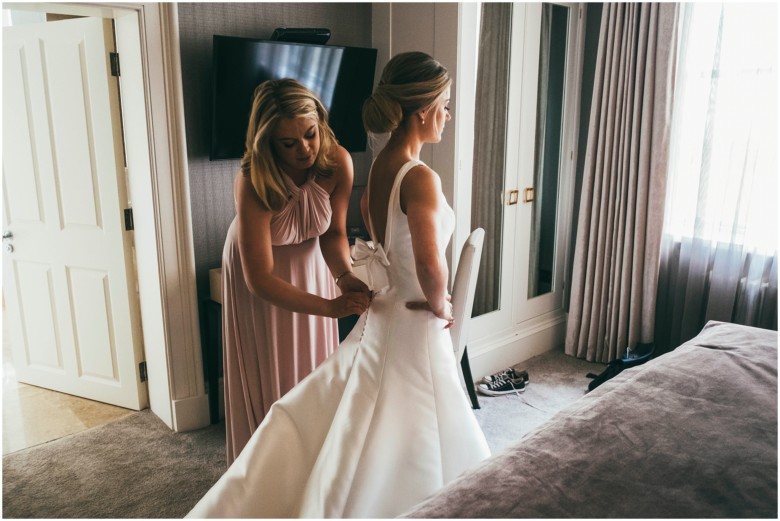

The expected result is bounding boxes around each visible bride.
[187,51,490,519]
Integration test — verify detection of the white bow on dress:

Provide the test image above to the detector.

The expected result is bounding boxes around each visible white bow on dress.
[350,238,390,292]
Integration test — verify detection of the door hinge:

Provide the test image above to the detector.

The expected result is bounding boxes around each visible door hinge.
[124,208,134,231]
[139,361,147,382]
[110,52,120,77]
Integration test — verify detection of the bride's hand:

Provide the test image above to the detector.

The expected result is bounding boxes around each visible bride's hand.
[406,295,454,329]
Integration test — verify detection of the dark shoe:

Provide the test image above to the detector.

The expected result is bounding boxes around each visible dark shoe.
[477,376,526,396]
[481,367,529,386]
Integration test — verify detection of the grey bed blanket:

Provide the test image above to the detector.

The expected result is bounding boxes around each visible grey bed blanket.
[402,321,778,518]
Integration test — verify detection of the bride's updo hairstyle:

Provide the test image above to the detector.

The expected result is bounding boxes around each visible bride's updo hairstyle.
[241,78,338,212]
[362,51,451,134]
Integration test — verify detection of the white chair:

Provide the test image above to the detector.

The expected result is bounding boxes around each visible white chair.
[449,228,485,409]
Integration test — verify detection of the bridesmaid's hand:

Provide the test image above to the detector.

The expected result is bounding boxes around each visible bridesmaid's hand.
[336,272,371,296]
[328,292,371,318]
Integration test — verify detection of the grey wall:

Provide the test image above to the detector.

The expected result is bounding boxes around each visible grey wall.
[177,2,375,310]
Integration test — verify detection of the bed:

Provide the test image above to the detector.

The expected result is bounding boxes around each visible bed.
[401,321,778,518]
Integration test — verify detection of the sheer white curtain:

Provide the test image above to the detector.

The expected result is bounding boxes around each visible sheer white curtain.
[654,2,778,354]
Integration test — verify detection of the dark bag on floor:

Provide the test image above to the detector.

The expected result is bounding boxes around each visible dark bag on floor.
[586,346,654,392]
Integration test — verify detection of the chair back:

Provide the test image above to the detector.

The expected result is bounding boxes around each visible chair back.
[449,228,485,364]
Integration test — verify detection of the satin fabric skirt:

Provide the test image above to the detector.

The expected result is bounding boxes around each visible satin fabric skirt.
[188,288,490,518]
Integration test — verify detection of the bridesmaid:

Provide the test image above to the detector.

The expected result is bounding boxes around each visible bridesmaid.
[221,78,371,465]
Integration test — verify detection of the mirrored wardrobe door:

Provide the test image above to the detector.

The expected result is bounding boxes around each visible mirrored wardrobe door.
[512,1,582,325]
[471,2,583,338]
[470,2,514,323]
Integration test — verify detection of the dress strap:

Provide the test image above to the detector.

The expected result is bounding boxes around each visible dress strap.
[383,159,424,255]
[365,158,379,242]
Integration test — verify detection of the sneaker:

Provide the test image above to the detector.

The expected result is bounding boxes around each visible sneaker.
[477,376,526,396]
[482,367,529,386]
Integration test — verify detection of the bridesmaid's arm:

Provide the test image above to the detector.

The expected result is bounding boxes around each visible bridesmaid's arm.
[403,166,453,323]
[235,172,369,318]
[319,146,370,296]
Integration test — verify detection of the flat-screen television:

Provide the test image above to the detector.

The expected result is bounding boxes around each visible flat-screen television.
[210,35,378,160]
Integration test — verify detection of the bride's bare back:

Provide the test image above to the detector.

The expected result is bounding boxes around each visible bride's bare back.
[361,150,421,248]
[360,149,435,247]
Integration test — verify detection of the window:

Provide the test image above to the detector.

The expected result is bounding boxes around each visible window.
[664,3,777,254]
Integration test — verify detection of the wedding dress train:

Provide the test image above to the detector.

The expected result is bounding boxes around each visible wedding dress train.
[187,159,490,518]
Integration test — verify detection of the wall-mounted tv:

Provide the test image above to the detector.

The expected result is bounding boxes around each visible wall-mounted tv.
[211,35,378,160]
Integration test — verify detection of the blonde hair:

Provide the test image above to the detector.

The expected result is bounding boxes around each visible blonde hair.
[362,51,451,134]
[240,78,338,211]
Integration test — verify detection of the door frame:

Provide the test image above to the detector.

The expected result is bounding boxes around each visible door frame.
[4,2,207,431]
[3,15,148,409]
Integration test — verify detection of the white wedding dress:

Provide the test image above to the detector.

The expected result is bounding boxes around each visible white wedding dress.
[187,159,490,518]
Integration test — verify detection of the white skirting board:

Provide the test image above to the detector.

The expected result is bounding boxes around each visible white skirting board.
[172,393,211,432]
[468,319,567,380]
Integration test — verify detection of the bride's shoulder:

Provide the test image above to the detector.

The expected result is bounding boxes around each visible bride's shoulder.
[401,163,442,198]
[405,162,440,185]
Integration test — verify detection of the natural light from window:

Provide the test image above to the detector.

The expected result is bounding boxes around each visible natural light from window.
[664,2,777,255]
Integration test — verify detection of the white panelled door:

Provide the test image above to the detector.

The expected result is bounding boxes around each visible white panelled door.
[2,16,147,410]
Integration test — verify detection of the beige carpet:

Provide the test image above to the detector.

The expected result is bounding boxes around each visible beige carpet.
[2,349,603,518]
[473,349,605,453]
[2,410,226,518]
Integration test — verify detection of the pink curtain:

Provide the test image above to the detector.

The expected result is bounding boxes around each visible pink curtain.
[565,3,680,363]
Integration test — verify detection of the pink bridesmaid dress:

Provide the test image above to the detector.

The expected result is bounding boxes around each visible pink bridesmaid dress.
[220,173,338,465]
